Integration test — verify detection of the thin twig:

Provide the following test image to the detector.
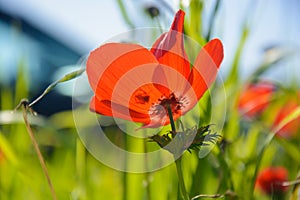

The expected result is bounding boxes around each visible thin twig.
[281,179,300,187]
[13,68,84,199]
[191,190,237,200]
[191,194,224,199]
[16,100,57,200]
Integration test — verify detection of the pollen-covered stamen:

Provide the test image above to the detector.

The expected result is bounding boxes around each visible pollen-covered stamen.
[149,93,184,118]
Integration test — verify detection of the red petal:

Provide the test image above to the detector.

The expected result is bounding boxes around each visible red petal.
[97,62,166,114]
[87,44,180,123]
[152,64,189,96]
[86,43,158,92]
[90,96,150,123]
[238,82,275,117]
[273,98,300,138]
[128,83,163,114]
[256,167,288,194]
[87,43,158,102]
[181,39,223,114]
[150,10,190,80]
[188,38,224,100]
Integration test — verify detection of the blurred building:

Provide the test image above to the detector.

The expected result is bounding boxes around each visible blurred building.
[0,8,81,115]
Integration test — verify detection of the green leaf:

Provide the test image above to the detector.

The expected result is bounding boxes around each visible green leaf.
[15,59,29,105]
[226,25,250,85]
[149,125,220,157]
[29,68,84,107]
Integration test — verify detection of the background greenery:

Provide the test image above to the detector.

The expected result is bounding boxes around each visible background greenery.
[0,0,300,199]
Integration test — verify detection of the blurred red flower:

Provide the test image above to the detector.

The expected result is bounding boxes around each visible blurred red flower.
[256,166,289,195]
[238,82,275,118]
[86,10,224,128]
[0,148,5,164]
[272,94,300,138]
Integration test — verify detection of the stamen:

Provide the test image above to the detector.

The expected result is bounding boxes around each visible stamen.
[149,92,184,120]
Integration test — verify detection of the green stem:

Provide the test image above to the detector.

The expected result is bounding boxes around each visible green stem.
[76,139,86,198]
[166,104,176,133]
[143,139,152,200]
[116,0,135,29]
[175,157,190,200]
[29,68,84,107]
[123,132,128,200]
[166,105,189,200]
[206,0,221,41]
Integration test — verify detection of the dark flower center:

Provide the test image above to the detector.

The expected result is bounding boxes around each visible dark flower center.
[149,93,184,118]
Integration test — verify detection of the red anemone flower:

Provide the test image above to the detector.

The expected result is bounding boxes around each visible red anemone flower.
[86,10,224,128]
[256,167,289,195]
[238,82,275,118]
[272,94,300,138]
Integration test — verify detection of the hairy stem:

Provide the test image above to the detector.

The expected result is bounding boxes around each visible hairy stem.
[166,105,189,200]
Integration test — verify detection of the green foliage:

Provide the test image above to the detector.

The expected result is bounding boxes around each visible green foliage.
[150,125,220,156]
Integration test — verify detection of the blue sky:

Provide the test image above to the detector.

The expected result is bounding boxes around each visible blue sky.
[0,0,299,82]
[0,0,127,53]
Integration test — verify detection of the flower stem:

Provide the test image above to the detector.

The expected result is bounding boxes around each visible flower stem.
[143,139,152,200]
[166,105,189,200]
[166,104,176,133]
[123,131,128,200]
[175,157,190,200]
